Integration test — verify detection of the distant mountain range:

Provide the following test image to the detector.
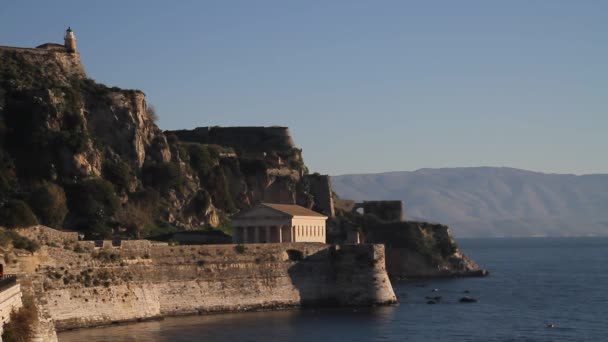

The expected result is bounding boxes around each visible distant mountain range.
[331,167,608,237]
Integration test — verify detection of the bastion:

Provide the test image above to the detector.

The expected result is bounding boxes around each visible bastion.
[9,233,396,332]
[167,126,297,153]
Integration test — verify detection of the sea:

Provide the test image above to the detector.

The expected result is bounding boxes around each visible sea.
[58,237,608,342]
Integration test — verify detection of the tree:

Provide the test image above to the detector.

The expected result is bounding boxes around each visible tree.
[27,182,68,228]
[146,104,159,122]
[0,200,38,228]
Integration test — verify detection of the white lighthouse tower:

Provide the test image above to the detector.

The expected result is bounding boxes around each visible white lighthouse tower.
[64,27,77,53]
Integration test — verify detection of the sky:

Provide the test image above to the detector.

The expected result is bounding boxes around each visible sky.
[1,1,607,175]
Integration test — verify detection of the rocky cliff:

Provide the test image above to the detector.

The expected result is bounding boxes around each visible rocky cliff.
[0,46,332,239]
[328,210,487,278]
[363,222,486,278]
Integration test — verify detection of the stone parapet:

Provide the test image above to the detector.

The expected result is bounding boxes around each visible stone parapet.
[28,242,396,331]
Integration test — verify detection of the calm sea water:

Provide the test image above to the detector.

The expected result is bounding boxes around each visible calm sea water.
[59,237,608,342]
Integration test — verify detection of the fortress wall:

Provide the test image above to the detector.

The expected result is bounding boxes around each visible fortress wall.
[304,174,335,217]
[34,243,396,331]
[15,226,79,246]
[168,127,296,153]
[0,283,22,326]
[362,201,405,222]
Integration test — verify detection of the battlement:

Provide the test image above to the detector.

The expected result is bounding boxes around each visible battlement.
[168,126,296,153]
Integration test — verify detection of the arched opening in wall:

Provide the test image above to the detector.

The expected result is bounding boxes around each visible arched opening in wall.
[284,249,304,261]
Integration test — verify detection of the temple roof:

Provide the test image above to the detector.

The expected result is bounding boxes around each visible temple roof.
[260,203,326,217]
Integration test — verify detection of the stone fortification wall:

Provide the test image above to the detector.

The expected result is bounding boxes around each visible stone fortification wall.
[0,281,22,329]
[168,126,296,153]
[15,226,78,246]
[303,174,335,217]
[27,242,395,331]
[361,201,404,222]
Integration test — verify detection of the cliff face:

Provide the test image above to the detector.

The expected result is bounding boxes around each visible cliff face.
[328,210,486,278]
[363,222,485,278]
[0,47,331,238]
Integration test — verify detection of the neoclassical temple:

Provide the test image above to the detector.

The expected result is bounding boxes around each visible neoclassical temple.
[232,203,327,244]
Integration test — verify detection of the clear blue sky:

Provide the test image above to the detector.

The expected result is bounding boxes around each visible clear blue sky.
[2,1,607,175]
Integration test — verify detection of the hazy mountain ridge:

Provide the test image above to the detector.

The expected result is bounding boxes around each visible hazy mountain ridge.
[331,167,608,237]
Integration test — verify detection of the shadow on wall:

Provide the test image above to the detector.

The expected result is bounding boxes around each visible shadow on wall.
[286,245,393,307]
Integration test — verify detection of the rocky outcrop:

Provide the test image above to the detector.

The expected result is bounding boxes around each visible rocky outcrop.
[363,221,487,278]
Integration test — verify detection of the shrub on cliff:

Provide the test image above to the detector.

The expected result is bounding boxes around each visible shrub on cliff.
[0,229,39,253]
[115,202,153,239]
[142,162,186,194]
[1,294,37,342]
[27,182,68,228]
[187,144,219,176]
[102,159,131,193]
[0,200,38,228]
[67,179,119,216]
[146,104,159,122]
[65,178,119,238]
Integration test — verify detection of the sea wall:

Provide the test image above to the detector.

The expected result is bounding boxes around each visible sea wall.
[28,242,395,331]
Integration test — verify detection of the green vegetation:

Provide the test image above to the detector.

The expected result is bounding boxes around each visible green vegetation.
[141,162,186,194]
[0,228,39,252]
[115,202,153,239]
[0,49,318,239]
[102,158,131,193]
[65,178,120,238]
[27,182,68,228]
[186,143,219,176]
[94,250,120,263]
[1,294,37,342]
[0,200,38,228]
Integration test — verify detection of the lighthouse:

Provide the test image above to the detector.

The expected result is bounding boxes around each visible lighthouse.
[64,27,77,53]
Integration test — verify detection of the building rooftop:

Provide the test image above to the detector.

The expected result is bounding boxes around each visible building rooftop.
[261,203,326,218]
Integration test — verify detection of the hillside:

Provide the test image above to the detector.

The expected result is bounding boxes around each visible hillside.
[332,167,608,237]
[0,46,329,238]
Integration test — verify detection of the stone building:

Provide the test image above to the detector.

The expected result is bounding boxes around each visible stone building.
[35,27,77,53]
[64,27,77,52]
[232,203,327,244]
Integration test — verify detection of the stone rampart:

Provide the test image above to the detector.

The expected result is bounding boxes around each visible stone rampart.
[15,226,79,246]
[358,201,405,222]
[303,174,335,217]
[168,126,296,153]
[31,242,395,331]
